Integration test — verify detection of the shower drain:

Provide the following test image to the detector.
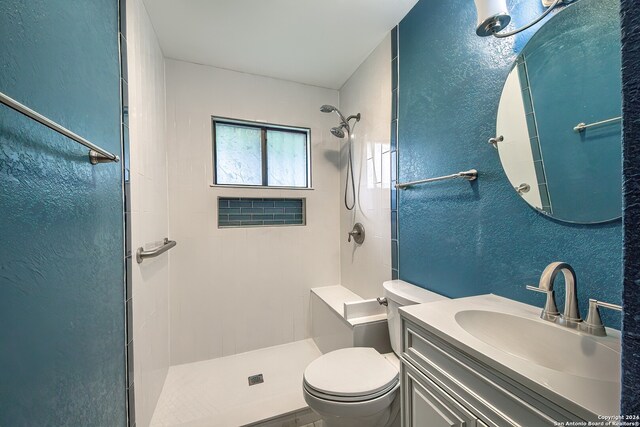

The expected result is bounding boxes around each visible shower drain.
[248,374,264,386]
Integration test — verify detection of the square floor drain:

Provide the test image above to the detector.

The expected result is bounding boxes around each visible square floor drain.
[248,374,264,386]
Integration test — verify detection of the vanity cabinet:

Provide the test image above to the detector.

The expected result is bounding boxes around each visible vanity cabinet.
[400,318,590,427]
[403,361,480,427]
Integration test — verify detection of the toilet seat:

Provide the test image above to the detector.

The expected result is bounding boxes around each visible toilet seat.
[303,347,399,403]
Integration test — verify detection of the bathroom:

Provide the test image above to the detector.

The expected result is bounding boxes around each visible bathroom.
[1,0,638,425]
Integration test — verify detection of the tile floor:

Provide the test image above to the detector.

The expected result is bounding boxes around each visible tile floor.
[150,339,323,426]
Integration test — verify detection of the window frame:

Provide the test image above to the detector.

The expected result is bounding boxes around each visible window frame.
[211,116,312,189]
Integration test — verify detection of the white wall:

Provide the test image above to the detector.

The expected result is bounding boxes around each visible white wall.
[165,59,341,365]
[338,35,392,299]
[496,70,543,209]
[126,0,170,425]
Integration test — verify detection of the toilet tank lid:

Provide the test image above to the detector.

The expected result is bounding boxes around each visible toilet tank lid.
[383,280,448,306]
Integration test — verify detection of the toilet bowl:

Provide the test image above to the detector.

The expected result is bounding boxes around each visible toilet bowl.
[303,280,447,427]
[303,347,400,427]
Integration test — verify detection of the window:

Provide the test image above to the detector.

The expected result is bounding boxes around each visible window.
[213,118,310,188]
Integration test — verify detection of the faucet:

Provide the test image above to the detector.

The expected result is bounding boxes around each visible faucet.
[526,262,582,329]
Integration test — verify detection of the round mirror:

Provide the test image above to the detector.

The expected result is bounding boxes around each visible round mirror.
[495,0,621,224]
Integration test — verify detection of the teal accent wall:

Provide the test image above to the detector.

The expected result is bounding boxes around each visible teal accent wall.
[397,0,622,327]
[0,1,126,425]
[521,1,622,223]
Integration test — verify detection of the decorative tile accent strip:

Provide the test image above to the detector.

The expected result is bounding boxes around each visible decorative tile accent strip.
[218,198,306,227]
[118,1,134,425]
[390,25,400,280]
[518,56,553,214]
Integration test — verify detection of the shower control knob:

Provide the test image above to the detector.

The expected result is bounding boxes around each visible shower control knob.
[347,223,365,244]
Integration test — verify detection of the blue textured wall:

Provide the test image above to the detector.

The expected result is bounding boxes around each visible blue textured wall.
[522,1,622,223]
[0,1,126,425]
[397,0,622,328]
[620,0,640,414]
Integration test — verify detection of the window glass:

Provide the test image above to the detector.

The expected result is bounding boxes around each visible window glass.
[215,123,262,185]
[213,119,310,188]
[267,130,308,187]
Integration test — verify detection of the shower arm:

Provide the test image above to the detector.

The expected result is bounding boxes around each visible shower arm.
[345,113,361,123]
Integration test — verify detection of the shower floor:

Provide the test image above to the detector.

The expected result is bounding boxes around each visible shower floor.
[150,339,323,427]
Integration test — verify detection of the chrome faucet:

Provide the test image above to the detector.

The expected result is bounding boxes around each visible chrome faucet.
[526,262,582,328]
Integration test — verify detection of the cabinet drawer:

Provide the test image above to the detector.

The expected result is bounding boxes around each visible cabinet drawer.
[402,319,580,426]
[402,361,479,427]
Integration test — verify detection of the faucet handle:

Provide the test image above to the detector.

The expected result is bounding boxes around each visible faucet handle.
[347,223,365,244]
[580,299,622,337]
[526,285,560,321]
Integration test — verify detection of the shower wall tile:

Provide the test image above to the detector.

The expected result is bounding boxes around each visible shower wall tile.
[120,34,128,83]
[165,58,340,365]
[127,383,136,426]
[391,26,398,60]
[126,0,171,425]
[391,88,398,120]
[121,80,129,127]
[392,58,398,90]
[338,33,393,300]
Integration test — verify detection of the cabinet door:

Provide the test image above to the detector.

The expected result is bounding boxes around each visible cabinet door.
[403,363,478,427]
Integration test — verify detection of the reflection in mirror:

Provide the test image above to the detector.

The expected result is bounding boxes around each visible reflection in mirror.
[495,0,621,224]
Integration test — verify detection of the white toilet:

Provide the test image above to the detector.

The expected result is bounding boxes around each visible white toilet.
[303,280,447,427]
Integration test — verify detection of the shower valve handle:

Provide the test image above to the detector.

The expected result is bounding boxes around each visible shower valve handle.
[347,223,365,244]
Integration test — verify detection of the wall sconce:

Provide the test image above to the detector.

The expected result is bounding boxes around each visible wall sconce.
[474,0,569,38]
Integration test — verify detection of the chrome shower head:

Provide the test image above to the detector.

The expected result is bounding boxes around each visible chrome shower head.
[331,126,346,138]
[321,104,348,124]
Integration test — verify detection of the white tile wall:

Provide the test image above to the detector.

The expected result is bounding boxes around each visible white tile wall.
[127,0,171,425]
[165,59,342,365]
[339,35,393,299]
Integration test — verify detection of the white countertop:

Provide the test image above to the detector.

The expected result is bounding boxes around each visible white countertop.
[399,294,621,419]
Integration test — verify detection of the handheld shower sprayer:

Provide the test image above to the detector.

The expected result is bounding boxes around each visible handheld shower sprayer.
[320,105,361,211]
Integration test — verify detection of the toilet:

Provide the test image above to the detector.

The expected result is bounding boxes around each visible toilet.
[303,280,447,427]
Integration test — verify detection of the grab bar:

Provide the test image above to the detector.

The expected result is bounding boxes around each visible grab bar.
[396,169,478,189]
[0,91,120,165]
[136,238,177,264]
[573,116,621,133]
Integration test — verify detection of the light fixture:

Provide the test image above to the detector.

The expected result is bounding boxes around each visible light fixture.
[474,0,568,38]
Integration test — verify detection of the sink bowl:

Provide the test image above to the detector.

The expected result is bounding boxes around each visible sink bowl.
[454,310,620,383]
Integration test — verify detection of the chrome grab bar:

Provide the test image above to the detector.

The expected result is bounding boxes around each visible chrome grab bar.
[395,169,478,190]
[136,238,177,264]
[0,91,120,165]
[573,116,621,133]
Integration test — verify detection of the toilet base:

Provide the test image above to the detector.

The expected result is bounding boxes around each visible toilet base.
[304,387,400,427]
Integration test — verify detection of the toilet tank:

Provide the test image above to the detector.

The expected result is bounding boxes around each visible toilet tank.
[383,280,448,355]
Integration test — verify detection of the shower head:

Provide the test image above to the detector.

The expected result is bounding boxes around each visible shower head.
[331,126,346,138]
[322,104,360,211]
[320,104,348,124]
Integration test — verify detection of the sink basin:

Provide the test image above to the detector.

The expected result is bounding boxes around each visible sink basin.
[454,310,620,383]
